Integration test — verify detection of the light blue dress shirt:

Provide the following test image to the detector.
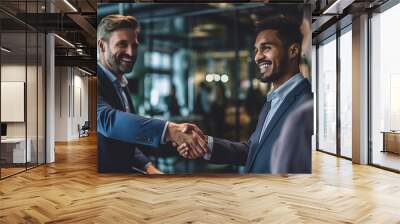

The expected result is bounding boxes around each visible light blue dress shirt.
[258,73,304,142]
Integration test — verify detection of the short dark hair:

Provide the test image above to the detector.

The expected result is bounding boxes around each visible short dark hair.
[255,16,303,49]
[97,15,140,42]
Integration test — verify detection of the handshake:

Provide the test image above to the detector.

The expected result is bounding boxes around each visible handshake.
[166,122,209,159]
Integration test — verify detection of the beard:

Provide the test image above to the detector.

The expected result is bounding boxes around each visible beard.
[257,54,288,83]
[106,47,136,75]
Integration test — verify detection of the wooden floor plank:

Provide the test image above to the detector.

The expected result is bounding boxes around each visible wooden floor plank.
[0,135,400,223]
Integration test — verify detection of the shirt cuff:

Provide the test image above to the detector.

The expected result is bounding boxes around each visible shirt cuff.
[160,121,169,144]
[144,162,152,170]
[203,136,213,160]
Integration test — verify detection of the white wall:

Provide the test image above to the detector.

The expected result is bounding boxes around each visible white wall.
[55,67,69,141]
[54,67,89,141]
[1,65,39,138]
[1,65,26,141]
[1,63,46,164]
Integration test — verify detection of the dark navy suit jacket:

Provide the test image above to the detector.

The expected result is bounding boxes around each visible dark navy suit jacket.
[271,99,313,173]
[209,79,312,173]
[97,64,166,173]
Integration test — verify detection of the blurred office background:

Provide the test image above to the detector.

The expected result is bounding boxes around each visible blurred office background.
[97,3,311,173]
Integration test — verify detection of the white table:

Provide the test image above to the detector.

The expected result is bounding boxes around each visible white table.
[1,138,31,163]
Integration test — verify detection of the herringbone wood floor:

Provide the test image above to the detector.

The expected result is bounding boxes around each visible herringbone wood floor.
[1,135,400,223]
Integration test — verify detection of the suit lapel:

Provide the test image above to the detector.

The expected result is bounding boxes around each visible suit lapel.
[246,79,311,172]
[98,64,126,112]
[253,102,270,146]
[245,96,295,172]
[244,101,270,171]
[115,87,127,111]
[258,96,296,148]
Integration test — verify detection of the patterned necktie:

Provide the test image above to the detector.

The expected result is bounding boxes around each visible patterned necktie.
[117,85,130,113]
[123,87,136,113]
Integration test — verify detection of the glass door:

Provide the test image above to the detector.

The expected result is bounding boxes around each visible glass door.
[1,27,28,178]
[0,0,47,179]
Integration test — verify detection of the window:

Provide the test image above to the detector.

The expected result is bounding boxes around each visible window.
[370,2,400,171]
[317,35,337,154]
[339,27,352,158]
[144,52,171,70]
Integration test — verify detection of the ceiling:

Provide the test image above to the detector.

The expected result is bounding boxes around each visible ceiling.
[0,0,391,74]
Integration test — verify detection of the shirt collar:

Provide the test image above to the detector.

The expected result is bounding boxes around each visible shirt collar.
[267,73,304,102]
[97,62,129,87]
[119,75,128,88]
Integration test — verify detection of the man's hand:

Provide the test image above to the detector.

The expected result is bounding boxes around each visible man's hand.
[146,164,163,174]
[166,122,208,158]
[176,143,197,159]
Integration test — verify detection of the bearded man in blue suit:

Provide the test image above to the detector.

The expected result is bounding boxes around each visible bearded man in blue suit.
[97,15,208,174]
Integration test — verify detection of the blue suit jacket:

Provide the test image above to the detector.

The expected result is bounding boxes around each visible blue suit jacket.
[97,64,166,173]
[209,79,312,173]
[271,99,313,173]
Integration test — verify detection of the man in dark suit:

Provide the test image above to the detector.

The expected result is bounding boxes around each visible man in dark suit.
[97,15,208,174]
[177,17,313,173]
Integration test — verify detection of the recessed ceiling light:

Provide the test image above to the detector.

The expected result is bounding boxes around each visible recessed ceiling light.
[78,67,93,76]
[322,0,354,15]
[1,47,11,53]
[206,74,214,82]
[54,34,75,48]
[221,74,229,83]
[63,0,78,12]
[214,74,221,82]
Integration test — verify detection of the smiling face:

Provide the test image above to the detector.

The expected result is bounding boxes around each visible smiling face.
[103,28,139,75]
[254,29,289,83]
